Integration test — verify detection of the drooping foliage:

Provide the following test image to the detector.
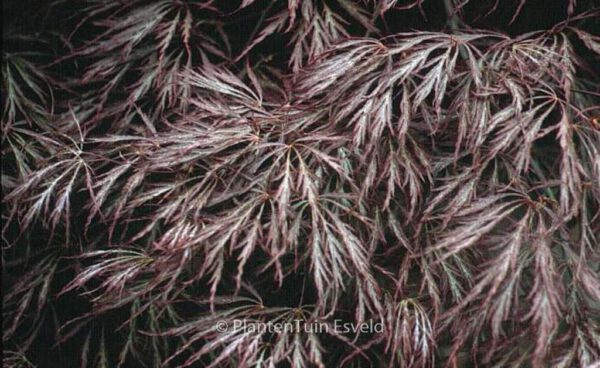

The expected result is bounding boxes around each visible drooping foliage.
[2,1,600,367]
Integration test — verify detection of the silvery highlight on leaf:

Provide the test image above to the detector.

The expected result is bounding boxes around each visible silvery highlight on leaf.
[2,0,600,367]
